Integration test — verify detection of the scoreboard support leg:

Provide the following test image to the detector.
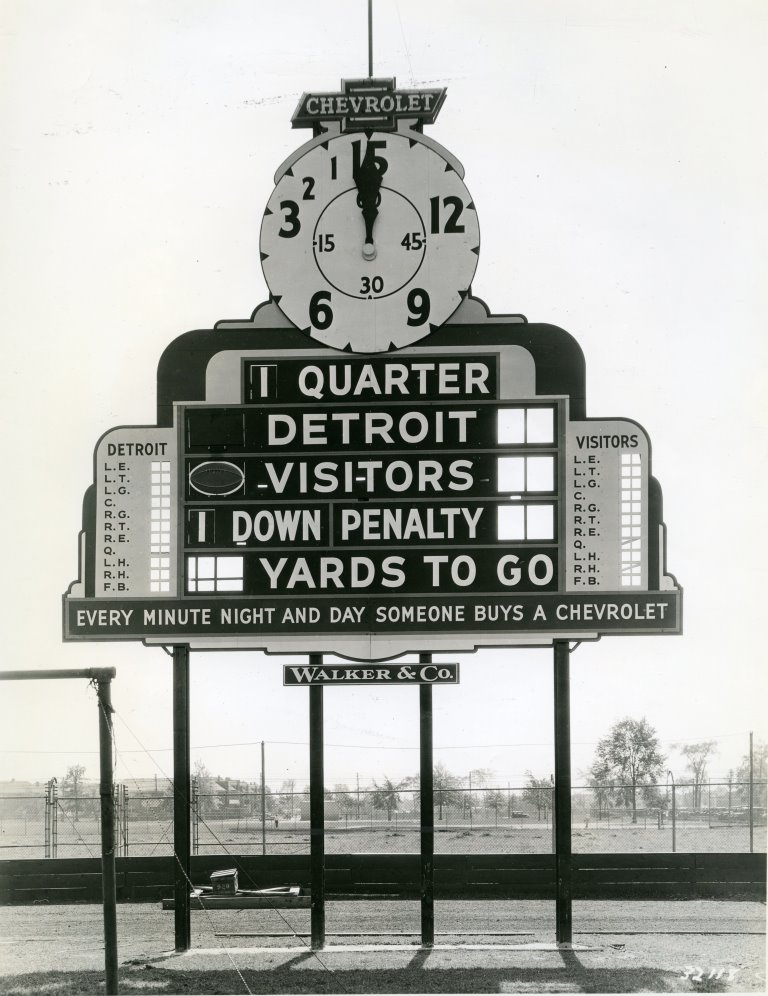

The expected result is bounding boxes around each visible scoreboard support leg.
[309,665,325,949]
[419,655,435,947]
[172,645,192,952]
[553,640,573,945]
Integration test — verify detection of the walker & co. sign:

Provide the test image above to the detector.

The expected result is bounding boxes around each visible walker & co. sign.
[283,662,459,685]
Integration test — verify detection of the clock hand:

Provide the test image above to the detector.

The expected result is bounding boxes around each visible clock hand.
[353,142,382,261]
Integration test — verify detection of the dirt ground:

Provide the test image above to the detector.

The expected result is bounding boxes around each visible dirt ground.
[0,899,764,994]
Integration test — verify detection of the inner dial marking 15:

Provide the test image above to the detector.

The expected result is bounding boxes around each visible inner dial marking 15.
[260,130,480,353]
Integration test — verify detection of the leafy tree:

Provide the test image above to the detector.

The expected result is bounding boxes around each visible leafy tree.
[735,739,768,807]
[522,771,553,820]
[62,764,87,822]
[433,763,463,821]
[587,759,617,818]
[484,789,505,823]
[679,741,717,809]
[329,783,356,817]
[277,779,298,819]
[593,717,665,823]
[465,767,493,815]
[371,776,404,821]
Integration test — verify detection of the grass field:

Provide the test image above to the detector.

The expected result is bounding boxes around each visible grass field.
[1,815,765,858]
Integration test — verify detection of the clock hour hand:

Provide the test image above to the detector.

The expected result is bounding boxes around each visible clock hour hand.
[353,142,382,261]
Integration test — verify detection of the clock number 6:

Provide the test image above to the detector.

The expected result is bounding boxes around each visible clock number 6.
[407,288,430,326]
[309,290,333,330]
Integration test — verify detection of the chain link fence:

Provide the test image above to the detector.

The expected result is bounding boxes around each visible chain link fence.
[1,781,765,858]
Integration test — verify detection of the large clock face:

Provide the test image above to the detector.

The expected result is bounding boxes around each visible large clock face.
[260,131,480,352]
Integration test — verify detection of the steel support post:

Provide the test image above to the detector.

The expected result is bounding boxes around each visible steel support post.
[553,640,572,945]
[419,655,435,946]
[96,675,119,996]
[309,662,325,949]
[172,645,192,952]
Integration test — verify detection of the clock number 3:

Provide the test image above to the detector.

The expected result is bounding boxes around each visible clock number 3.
[278,199,301,238]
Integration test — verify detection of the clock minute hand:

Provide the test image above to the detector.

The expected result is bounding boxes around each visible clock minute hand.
[353,143,382,261]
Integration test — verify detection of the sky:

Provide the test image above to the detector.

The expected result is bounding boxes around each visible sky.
[0,0,766,796]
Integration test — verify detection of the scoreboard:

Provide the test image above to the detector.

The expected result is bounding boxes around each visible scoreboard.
[64,310,681,658]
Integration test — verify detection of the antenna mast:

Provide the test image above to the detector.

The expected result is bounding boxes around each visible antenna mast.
[368,0,373,77]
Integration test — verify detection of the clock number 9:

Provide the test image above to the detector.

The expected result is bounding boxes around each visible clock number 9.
[406,288,430,326]
[309,290,333,330]
[278,200,300,238]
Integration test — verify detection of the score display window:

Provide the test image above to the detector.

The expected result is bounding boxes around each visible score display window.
[179,399,561,598]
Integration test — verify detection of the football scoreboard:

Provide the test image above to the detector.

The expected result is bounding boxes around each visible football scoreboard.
[64,308,681,658]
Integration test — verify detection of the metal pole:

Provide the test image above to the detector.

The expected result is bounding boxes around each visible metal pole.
[553,640,572,945]
[367,0,373,77]
[52,780,58,858]
[45,781,51,859]
[172,645,191,952]
[419,655,434,946]
[261,741,267,856]
[749,731,754,854]
[667,771,676,853]
[96,675,118,996]
[309,659,325,949]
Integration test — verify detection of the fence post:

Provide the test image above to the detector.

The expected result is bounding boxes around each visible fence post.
[671,781,676,853]
[44,780,53,858]
[261,741,267,856]
[749,732,754,854]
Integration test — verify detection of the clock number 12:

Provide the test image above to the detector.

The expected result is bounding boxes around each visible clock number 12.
[430,195,465,234]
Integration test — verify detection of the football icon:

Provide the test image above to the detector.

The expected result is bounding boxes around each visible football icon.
[189,461,245,497]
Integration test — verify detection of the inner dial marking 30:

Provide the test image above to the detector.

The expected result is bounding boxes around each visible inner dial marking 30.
[260,130,480,353]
